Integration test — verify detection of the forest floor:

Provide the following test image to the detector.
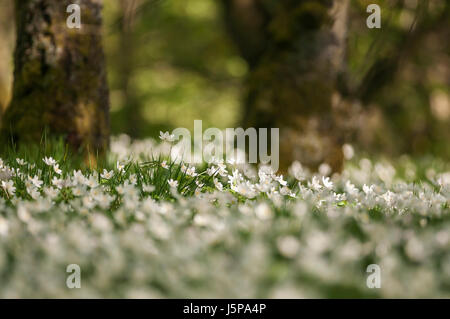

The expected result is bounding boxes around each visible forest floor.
[0,136,449,298]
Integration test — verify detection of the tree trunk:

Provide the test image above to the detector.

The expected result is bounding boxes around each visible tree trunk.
[222,0,349,172]
[1,0,109,154]
[0,0,15,115]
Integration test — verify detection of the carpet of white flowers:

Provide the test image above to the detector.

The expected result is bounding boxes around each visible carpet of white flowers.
[0,135,449,298]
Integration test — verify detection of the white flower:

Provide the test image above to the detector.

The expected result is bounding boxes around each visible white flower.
[143,184,155,193]
[309,176,322,191]
[274,174,287,186]
[213,178,223,191]
[195,180,204,188]
[116,181,135,195]
[185,166,197,177]
[129,174,137,185]
[28,175,43,188]
[289,161,307,181]
[116,161,125,172]
[333,192,346,202]
[228,169,243,186]
[44,187,59,199]
[345,181,358,196]
[236,182,257,198]
[16,158,26,165]
[82,196,95,210]
[382,191,396,207]
[85,176,99,188]
[363,184,374,196]
[72,170,87,185]
[159,131,175,142]
[101,169,114,180]
[1,180,16,196]
[288,191,297,198]
[322,176,333,190]
[217,163,228,177]
[0,166,13,181]
[72,186,85,197]
[52,177,65,189]
[256,181,271,193]
[206,166,218,176]
[161,160,169,169]
[280,186,294,196]
[95,193,114,210]
[168,179,178,188]
[27,187,41,200]
[43,157,57,166]
[53,164,62,175]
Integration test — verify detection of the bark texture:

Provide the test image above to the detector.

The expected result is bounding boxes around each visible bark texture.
[1,0,109,153]
[0,0,15,115]
[223,0,350,172]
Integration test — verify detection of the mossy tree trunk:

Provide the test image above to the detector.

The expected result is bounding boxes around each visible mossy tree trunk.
[0,0,15,115]
[1,0,109,154]
[222,0,350,172]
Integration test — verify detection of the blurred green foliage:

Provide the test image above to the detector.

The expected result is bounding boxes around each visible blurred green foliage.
[104,0,246,136]
[347,0,450,158]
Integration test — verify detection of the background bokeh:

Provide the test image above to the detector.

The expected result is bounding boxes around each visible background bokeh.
[0,0,448,158]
